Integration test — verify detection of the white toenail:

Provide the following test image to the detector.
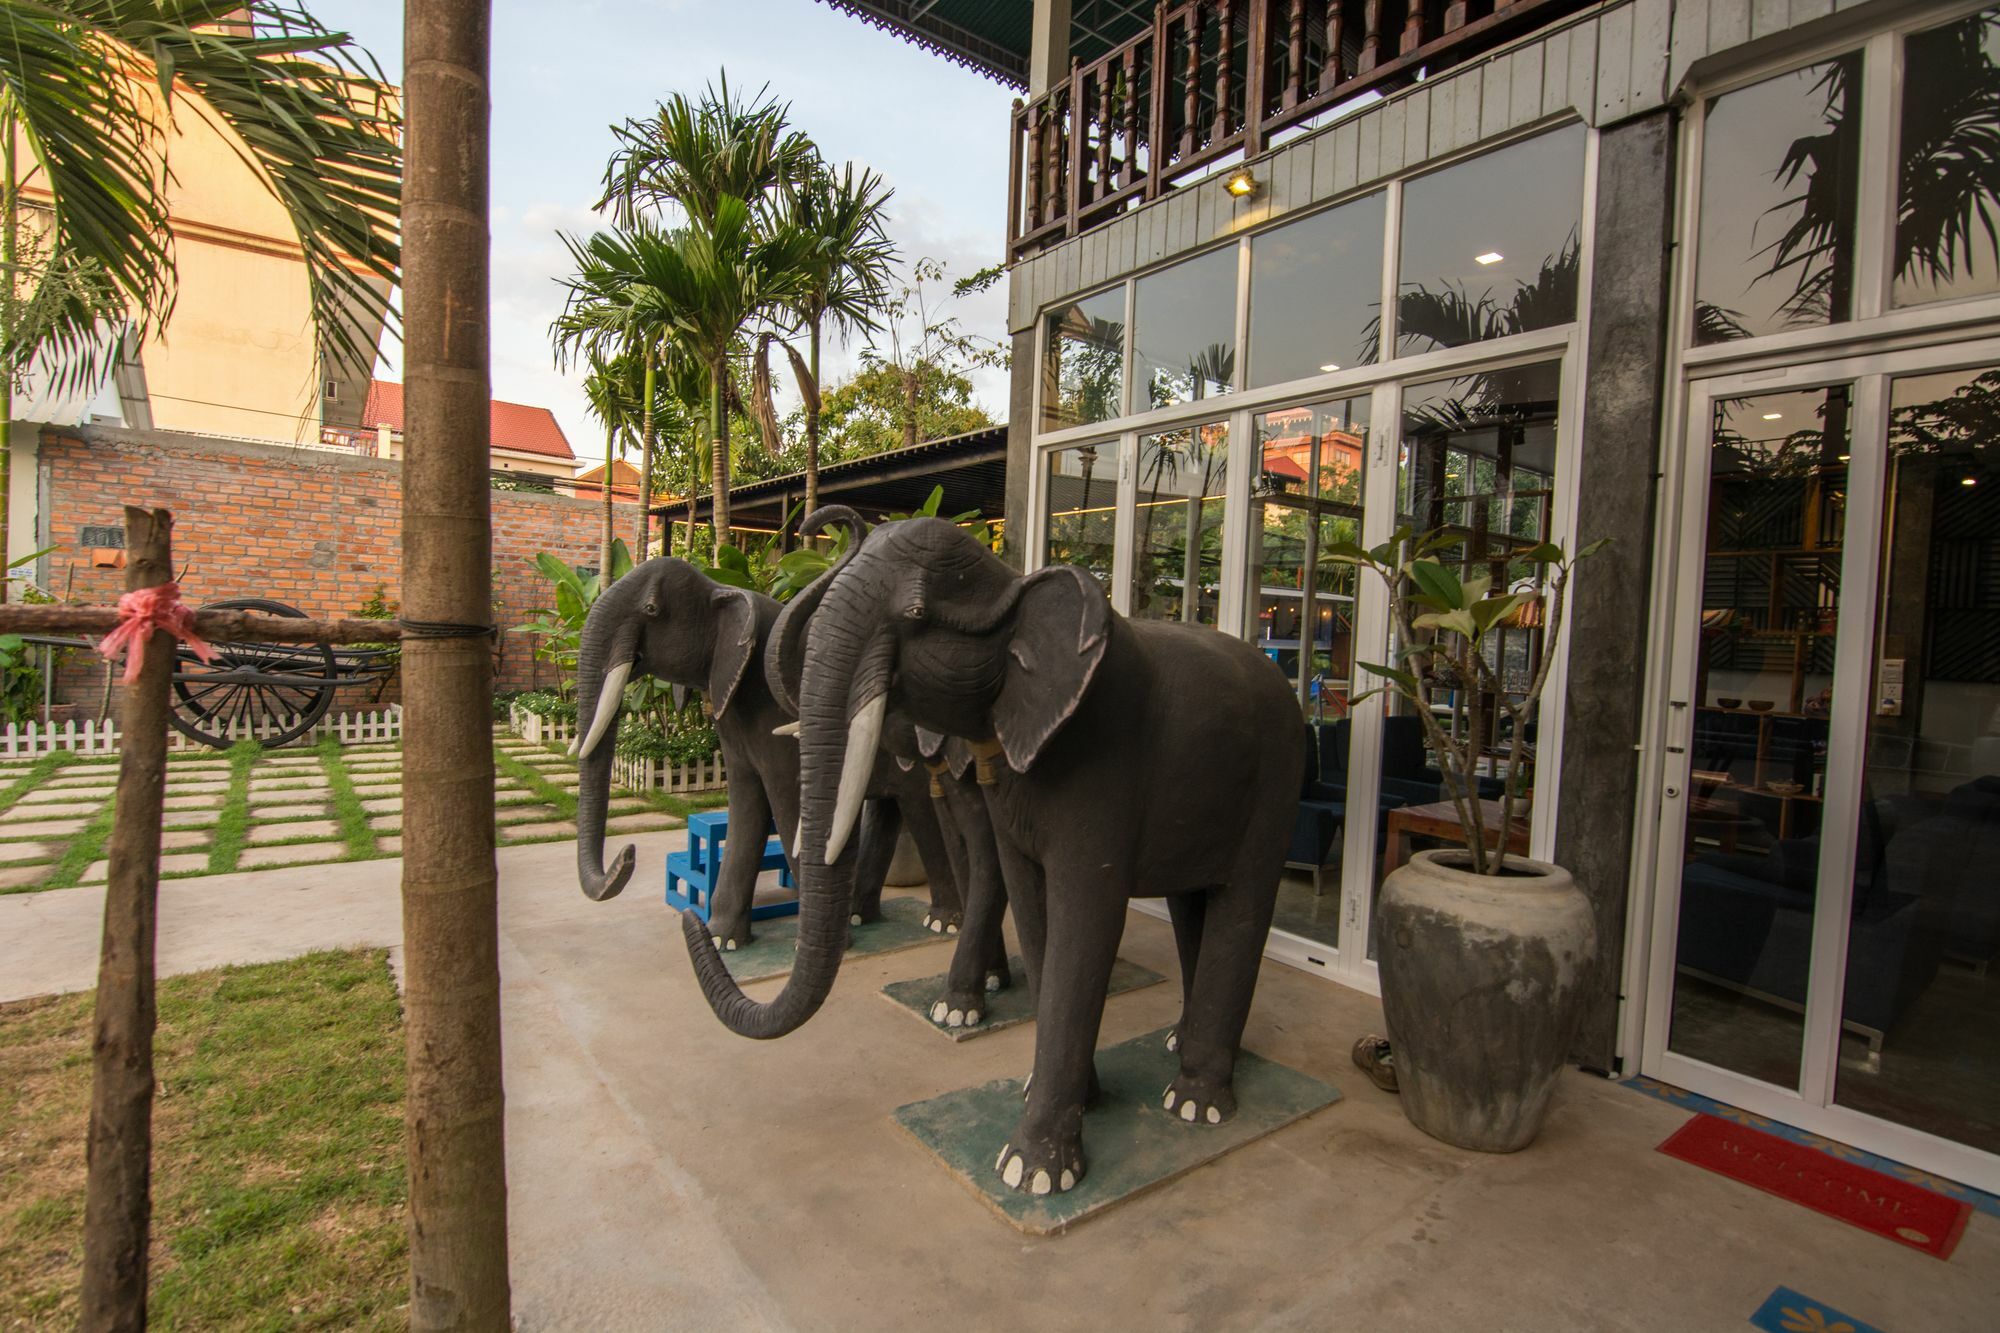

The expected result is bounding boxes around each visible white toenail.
[1059,1169,1075,1191]
[985,976,1001,992]
[946,924,958,934]
[1030,1169,1051,1196]
[1206,1106,1221,1124]
[947,1009,964,1028]
[1180,1101,1197,1122]
[1003,1156,1023,1188]
[931,1001,948,1023]
[967,1010,980,1025]
[996,1143,1011,1170]
[1163,1090,1177,1111]
[725,939,736,951]
[851,914,862,925]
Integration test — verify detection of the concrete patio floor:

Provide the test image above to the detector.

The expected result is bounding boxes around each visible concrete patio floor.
[4,835,1995,1330]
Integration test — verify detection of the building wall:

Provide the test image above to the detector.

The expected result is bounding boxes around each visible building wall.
[37,425,634,704]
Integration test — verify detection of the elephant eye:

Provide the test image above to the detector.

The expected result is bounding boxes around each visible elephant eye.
[643,601,659,617]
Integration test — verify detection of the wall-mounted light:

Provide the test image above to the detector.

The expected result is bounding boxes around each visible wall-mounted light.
[1963,476,1979,487]
[1319,363,1341,373]
[1225,167,1260,198]
[1474,251,1504,265]
[1761,412,1783,420]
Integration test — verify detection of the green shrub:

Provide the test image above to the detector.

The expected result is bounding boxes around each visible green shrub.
[614,720,719,766]
[510,690,576,723]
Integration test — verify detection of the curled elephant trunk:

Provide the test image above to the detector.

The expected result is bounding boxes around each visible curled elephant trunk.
[574,577,648,901]
[682,555,896,1039]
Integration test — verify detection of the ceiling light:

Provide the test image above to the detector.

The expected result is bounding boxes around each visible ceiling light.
[1225,167,1259,198]
[1474,251,1503,265]
[1319,363,1341,373]
[1761,412,1783,420]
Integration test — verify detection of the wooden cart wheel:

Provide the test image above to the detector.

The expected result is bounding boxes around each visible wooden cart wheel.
[167,598,338,749]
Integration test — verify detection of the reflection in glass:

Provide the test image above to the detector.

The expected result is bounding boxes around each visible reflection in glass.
[1393,125,1585,354]
[1831,366,2000,1154]
[1043,443,1119,594]
[1248,192,1386,387]
[1134,247,1237,409]
[1668,384,1852,1088]
[1368,363,1562,957]
[1131,422,1228,624]
[1895,9,2000,308]
[1041,287,1127,430]
[1695,57,1863,343]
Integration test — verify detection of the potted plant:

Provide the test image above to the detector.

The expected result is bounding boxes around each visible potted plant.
[1327,527,1608,1152]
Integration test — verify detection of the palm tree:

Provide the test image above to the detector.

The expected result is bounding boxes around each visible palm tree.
[0,1,399,595]
[581,353,639,576]
[751,160,896,522]
[600,75,813,227]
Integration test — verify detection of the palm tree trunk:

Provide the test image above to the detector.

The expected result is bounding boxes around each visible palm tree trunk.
[599,425,615,578]
[637,349,657,560]
[399,2,512,1326]
[1,107,16,606]
[804,317,822,523]
[902,365,919,449]
[711,358,732,555]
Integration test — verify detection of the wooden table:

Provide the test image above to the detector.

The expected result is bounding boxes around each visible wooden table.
[1381,799,1531,875]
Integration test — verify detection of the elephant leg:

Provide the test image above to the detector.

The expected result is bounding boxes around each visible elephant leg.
[997,873,1127,1196]
[708,776,777,951]
[1164,890,1208,1056]
[848,798,900,925]
[995,835,1046,1013]
[1166,847,1284,1127]
[902,793,962,933]
[929,794,1011,1030]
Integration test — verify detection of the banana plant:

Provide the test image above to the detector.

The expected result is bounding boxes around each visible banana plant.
[1323,528,1610,875]
[513,538,635,696]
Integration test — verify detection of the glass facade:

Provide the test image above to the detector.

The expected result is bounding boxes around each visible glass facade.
[1133,247,1239,409]
[1131,423,1229,625]
[1894,9,2000,309]
[1042,443,1119,594]
[1247,192,1386,386]
[1041,287,1127,430]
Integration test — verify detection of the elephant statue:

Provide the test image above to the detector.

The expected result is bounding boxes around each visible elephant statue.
[765,508,1012,1021]
[680,519,1305,1198]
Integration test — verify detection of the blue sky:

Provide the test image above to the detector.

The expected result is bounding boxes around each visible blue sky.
[317,0,1017,464]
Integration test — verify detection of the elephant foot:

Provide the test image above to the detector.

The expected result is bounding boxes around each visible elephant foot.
[921,907,962,935]
[1023,1066,1101,1105]
[983,963,1011,994]
[1162,1071,1236,1126]
[928,994,985,1030]
[850,901,884,928]
[707,913,753,952]
[993,1128,1085,1197]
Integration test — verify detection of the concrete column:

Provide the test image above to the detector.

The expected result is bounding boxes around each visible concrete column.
[1553,109,1676,1074]
[1028,0,1072,97]
[1002,327,1037,571]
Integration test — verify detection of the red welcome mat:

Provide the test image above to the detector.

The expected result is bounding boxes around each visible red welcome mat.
[1659,1114,1971,1260]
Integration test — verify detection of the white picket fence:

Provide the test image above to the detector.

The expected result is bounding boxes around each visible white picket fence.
[0,705,404,758]
[507,703,576,747]
[611,750,728,794]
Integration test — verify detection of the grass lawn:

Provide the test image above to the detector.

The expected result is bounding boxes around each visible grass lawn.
[0,950,408,1329]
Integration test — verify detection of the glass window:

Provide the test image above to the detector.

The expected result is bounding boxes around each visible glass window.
[1894,9,2000,308]
[1832,365,2000,1149]
[1133,248,1238,410]
[1043,442,1120,593]
[1248,191,1386,387]
[1041,287,1127,431]
[1695,56,1863,343]
[1394,125,1586,355]
[1130,422,1228,624]
[1370,361,1563,957]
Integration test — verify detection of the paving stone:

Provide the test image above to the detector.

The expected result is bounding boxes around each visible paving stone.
[45,777,121,791]
[262,756,324,768]
[607,812,683,834]
[247,819,342,843]
[377,835,402,854]
[0,841,61,863]
[498,820,576,841]
[0,863,52,889]
[360,797,403,814]
[162,809,218,830]
[608,798,650,815]
[161,795,225,812]
[82,852,211,883]
[496,804,565,826]
[351,784,402,799]
[160,780,231,796]
[160,829,210,851]
[368,816,402,835]
[23,785,115,802]
[256,803,329,820]
[0,801,101,821]
[0,818,91,838]
[237,841,348,869]
[250,785,329,802]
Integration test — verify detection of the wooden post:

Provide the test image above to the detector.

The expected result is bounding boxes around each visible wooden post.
[401,0,512,1328]
[77,505,174,1332]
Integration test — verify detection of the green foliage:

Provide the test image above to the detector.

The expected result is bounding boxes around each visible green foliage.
[694,503,846,600]
[614,718,719,765]
[0,628,48,725]
[817,359,994,457]
[512,539,634,693]
[350,582,399,675]
[509,690,577,724]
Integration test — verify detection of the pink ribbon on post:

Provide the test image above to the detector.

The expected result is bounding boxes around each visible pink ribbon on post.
[96,582,217,685]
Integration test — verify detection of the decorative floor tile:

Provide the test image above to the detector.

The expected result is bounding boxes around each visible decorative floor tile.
[1748,1286,1885,1333]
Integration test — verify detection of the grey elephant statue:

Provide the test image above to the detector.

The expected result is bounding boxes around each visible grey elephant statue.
[765,508,1012,1019]
[680,519,1305,1198]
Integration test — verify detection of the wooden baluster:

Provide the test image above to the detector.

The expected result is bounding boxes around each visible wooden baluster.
[1148,5,1170,193]
[1443,1,1470,33]
[1322,0,1346,93]
[1358,0,1383,73]
[1214,0,1236,141]
[1027,101,1046,230]
[1123,46,1143,189]
[1097,68,1115,201]
[1285,0,1306,108]
[1183,9,1202,156]
[1065,62,1083,236]
[1007,98,1025,248]
[1401,0,1424,55]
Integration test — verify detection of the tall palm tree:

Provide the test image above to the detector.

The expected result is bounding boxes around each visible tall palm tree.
[751,160,896,521]
[581,352,639,576]
[0,1,399,595]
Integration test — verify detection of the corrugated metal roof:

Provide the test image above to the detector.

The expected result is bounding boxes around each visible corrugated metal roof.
[812,1,1158,87]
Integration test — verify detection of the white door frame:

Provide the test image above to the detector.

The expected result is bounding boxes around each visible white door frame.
[1636,336,2000,1196]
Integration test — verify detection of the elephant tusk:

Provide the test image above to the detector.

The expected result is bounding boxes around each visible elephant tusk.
[825,693,886,865]
[772,720,801,738]
[578,660,633,760]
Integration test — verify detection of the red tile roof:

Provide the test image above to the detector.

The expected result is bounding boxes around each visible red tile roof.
[362,379,575,461]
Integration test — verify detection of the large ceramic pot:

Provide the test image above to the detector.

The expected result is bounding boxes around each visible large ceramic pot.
[1376,849,1597,1152]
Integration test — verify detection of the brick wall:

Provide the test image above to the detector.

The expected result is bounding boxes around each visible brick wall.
[39,425,639,709]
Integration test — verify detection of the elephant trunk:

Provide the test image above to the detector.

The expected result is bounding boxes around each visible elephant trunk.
[574,577,647,901]
[681,558,895,1039]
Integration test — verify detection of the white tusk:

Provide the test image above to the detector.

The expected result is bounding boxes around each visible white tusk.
[577,660,633,760]
[824,693,885,865]
[772,720,801,737]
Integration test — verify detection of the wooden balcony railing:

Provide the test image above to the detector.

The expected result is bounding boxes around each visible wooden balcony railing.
[1007,0,1584,262]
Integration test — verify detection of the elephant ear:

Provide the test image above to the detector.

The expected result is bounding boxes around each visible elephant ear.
[763,568,828,717]
[708,586,760,718]
[991,564,1111,773]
